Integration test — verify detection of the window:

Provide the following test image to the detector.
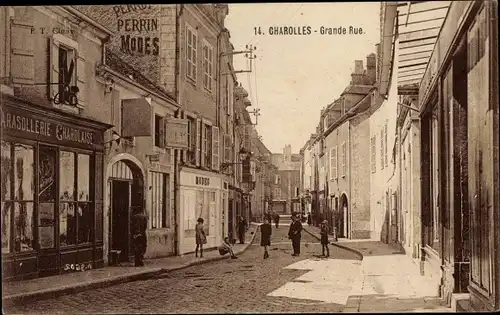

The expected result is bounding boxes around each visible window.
[341,142,346,177]
[149,172,169,229]
[212,126,220,170]
[380,129,385,170]
[59,152,92,246]
[341,98,346,116]
[371,136,376,173]
[196,118,202,166]
[50,35,85,107]
[275,175,281,185]
[223,134,232,163]
[329,147,337,180]
[384,123,388,167]
[154,114,164,148]
[275,188,281,200]
[202,124,212,168]
[186,24,197,81]
[203,41,214,91]
[1,142,35,253]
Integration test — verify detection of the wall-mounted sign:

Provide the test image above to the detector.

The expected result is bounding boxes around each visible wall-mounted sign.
[195,176,210,186]
[1,106,100,150]
[165,117,189,149]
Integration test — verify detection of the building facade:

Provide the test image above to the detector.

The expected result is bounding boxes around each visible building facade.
[271,145,301,215]
[1,6,113,279]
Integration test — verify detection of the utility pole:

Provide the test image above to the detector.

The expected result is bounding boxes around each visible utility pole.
[222,45,257,76]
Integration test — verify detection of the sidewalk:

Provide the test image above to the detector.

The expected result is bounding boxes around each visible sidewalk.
[303,226,453,313]
[2,223,259,305]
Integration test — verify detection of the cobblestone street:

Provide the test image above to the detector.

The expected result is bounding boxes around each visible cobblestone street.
[5,226,359,314]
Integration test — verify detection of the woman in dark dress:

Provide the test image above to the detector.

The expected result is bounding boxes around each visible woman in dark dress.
[260,218,272,259]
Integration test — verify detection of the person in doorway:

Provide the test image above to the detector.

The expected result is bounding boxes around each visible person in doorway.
[320,220,330,258]
[195,218,207,258]
[261,217,272,259]
[219,237,238,259]
[132,207,148,267]
[273,212,280,228]
[307,213,312,226]
[237,216,247,244]
[288,213,303,256]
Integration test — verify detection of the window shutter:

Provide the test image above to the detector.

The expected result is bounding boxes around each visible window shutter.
[76,51,86,107]
[384,124,388,167]
[10,19,35,85]
[49,37,60,99]
[195,118,201,166]
[159,117,166,148]
[380,130,384,169]
[200,123,206,168]
[212,126,219,170]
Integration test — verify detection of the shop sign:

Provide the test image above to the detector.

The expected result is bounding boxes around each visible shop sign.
[0,106,100,150]
[165,118,189,149]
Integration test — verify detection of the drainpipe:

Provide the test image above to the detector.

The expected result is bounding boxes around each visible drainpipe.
[172,4,184,256]
[348,122,352,239]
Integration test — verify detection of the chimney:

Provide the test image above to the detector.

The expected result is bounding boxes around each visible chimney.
[351,60,365,85]
[354,60,364,74]
[366,53,377,85]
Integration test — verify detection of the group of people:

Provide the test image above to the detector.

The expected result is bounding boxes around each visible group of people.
[131,207,333,268]
[258,212,332,259]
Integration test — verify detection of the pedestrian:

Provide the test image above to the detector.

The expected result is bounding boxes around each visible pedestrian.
[218,237,238,259]
[273,212,280,228]
[320,220,330,258]
[307,213,312,226]
[266,211,272,225]
[131,207,148,267]
[288,213,303,256]
[260,217,272,259]
[195,218,207,258]
[237,216,247,244]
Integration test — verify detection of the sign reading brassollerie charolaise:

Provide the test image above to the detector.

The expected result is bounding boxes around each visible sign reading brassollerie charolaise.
[165,117,189,149]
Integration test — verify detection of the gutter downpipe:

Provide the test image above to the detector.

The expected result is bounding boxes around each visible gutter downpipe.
[173,4,184,256]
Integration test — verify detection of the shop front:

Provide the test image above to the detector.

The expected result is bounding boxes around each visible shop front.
[1,95,111,280]
[178,167,223,254]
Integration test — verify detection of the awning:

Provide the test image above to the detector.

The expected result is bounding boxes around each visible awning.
[397,1,451,88]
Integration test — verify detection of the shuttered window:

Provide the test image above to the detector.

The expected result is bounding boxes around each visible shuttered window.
[195,118,202,166]
[341,142,346,177]
[384,123,388,167]
[380,129,385,170]
[212,126,219,170]
[186,24,197,81]
[329,147,337,180]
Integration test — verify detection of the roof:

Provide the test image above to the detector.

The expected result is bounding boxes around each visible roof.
[397,1,451,87]
[104,48,176,102]
[342,84,373,96]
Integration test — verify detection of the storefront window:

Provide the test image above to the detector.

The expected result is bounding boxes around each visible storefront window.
[78,203,92,244]
[39,146,57,249]
[14,202,34,252]
[59,152,92,246]
[77,154,90,201]
[39,147,57,202]
[1,142,12,201]
[2,202,11,253]
[59,203,76,246]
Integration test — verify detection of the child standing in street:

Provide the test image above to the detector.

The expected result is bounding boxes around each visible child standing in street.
[320,220,330,258]
[260,218,272,259]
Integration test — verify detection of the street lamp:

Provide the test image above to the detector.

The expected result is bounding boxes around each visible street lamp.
[220,147,252,171]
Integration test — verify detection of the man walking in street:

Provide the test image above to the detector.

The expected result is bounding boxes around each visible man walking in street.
[273,212,280,228]
[132,207,148,267]
[237,216,247,244]
[288,212,303,256]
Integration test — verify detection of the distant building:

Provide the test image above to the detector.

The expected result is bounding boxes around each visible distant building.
[271,145,301,214]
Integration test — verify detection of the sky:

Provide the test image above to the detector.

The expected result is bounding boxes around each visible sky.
[225,2,381,154]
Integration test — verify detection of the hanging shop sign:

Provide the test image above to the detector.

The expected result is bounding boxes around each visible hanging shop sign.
[165,117,189,149]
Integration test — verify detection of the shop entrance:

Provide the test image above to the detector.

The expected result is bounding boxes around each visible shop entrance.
[111,180,130,262]
[338,194,349,238]
[108,160,144,264]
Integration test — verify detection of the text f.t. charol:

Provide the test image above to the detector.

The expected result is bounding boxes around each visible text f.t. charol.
[1,112,94,145]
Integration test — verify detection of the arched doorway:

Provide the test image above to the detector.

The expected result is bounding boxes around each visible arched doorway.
[108,160,144,263]
[338,194,349,238]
